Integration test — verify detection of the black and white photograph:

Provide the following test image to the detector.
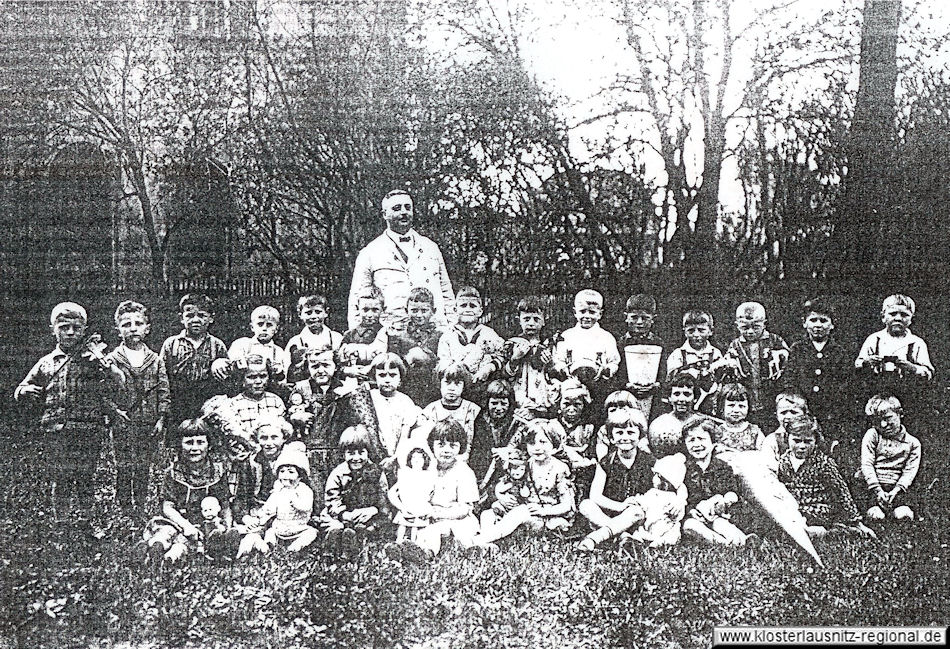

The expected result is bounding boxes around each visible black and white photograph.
[1,0,948,646]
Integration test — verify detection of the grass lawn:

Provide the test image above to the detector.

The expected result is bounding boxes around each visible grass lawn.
[1,427,948,648]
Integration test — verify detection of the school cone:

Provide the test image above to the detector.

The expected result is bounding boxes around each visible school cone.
[719,450,824,567]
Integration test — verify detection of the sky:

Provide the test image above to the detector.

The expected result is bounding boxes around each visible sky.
[425,0,950,214]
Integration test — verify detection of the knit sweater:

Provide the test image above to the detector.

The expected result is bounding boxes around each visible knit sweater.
[860,426,921,492]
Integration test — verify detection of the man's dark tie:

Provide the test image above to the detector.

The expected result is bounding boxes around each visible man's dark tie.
[399,236,411,243]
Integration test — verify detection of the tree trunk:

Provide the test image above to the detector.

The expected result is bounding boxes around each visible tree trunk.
[831,0,901,285]
[128,159,167,295]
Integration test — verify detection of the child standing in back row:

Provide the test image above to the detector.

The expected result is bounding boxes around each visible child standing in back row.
[723,302,788,429]
[502,297,558,417]
[553,289,620,417]
[437,286,504,401]
[107,301,170,512]
[160,294,229,426]
[285,295,343,384]
[666,310,725,414]
[219,305,289,386]
[16,302,126,521]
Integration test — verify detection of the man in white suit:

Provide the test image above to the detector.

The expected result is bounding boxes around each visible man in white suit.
[348,190,456,328]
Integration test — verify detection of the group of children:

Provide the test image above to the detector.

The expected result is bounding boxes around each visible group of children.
[15,287,930,563]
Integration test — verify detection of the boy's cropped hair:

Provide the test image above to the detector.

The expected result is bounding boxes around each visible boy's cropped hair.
[865,393,902,417]
[802,297,836,323]
[297,294,328,312]
[456,286,482,302]
[558,377,591,405]
[339,424,373,453]
[254,414,292,440]
[238,353,271,379]
[882,294,915,315]
[368,352,408,379]
[667,372,698,397]
[358,286,385,304]
[682,310,713,329]
[408,287,435,306]
[775,390,809,412]
[179,293,214,314]
[521,419,564,449]
[51,301,88,325]
[574,288,603,309]
[605,407,647,436]
[485,379,514,403]
[516,296,545,315]
[785,414,824,447]
[624,294,657,313]
[438,361,472,387]
[680,416,718,444]
[428,418,469,455]
[114,300,148,325]
[736,301,766,320]
[250,305,280,323]
[304,345,336,363]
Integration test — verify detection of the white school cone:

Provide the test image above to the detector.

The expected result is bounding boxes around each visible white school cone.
[624,345,663,416]
[719,450,824,567]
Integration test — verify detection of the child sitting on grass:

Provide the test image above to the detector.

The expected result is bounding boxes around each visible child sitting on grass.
[402,419,481,559]
[681,418,755,546]
[107,300,169,513]
[502,296,558,416]
[320,425,390,557]
[619,453,688,549]
[243,415,292,518]
[469,380,519,499]
[217,305,289,386]
[484,449,531,523]
[714,383,765,454]
[577,409,655,551]
[554,378,598,498]
[365,352,421,477]
[238,441,318,556]
[138,419,235,564]
[285,295,342,384]
[777,415,875,540]
[761,391,809,472]
[389,446,436,544]
[860,394,921,523]
[422,362,481,454]
[16,301,126,523]
[474,419,575,546]
[594,390,640,459]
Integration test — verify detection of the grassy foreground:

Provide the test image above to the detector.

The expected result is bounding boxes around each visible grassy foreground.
[0,432,948,648]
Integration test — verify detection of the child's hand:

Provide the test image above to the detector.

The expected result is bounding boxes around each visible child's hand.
[153,419,165,437]
[497,491,518,511]
[510,341,528,361]
[538,349,553,365]
[211,359,231,381]
[15,384,43,400]
[472,367,492,383]
[350,507,378,524]
[182,523,201,541]
[525,503,544,517]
